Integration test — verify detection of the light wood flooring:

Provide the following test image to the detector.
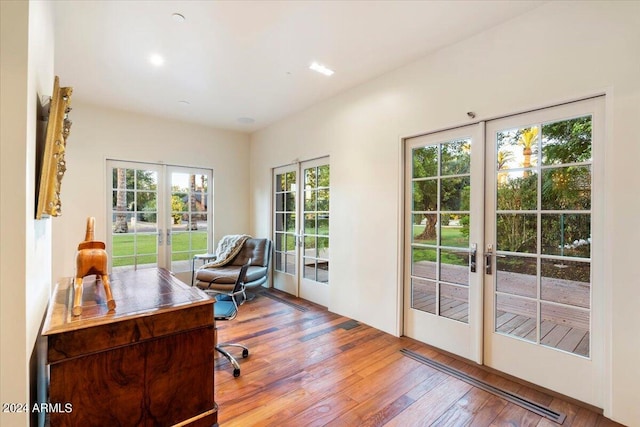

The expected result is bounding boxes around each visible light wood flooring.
[214,288,623,427]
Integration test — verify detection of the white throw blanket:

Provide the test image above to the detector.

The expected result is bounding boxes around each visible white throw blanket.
[202,234,251,268]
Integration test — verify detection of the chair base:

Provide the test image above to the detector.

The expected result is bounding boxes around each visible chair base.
[208,290,247,305]
[216,342,249,377]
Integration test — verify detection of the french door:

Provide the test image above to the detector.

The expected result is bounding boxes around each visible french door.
[405,124,485,363]
[107,160,212,278]
[273,158,330,306]
[404,97,605,406]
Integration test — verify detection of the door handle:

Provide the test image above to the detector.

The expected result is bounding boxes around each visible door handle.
[470,243,477,273]
[166,229,172,246]
[485,244,493,275]
[158,229,163,245]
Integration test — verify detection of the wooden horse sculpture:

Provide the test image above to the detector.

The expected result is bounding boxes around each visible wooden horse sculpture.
[73,217,115,316]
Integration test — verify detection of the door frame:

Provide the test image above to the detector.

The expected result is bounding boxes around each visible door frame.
[402,124,485,364]
[298,157,330,307]
[165,165,214,276]
[105,159,214,279]
[272,163,299,297]
[271,156,330,307]
[106,159,166,273]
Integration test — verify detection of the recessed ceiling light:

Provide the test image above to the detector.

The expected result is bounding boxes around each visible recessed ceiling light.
[172,13,185,23]
[237,117,255,124]
[310,62,334,76]
[149,54,164,67]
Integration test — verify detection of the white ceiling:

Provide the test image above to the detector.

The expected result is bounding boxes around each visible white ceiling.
[52,0,545,133]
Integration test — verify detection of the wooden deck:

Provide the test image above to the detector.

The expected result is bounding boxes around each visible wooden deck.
[411,261,590,356]
[495,311,590,357]
[215,289,619,426]
[411,281,470,323]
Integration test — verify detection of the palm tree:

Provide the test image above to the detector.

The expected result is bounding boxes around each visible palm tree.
[189,174,198,230]
[518,127,538,175]
[200,175,206,218]
[497,150,514,170]
[114,168,128,233]
[496,149,514,186]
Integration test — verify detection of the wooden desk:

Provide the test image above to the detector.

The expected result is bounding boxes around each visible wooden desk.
[42,268,217,426]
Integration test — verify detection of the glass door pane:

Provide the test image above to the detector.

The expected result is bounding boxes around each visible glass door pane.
[404,124,483,363]
[272,165,299,296]
[302,164,330,283]
[274,170,297,275]
[109,164,159,272]
[299,159,330,307]
[107,161,213,278]
[168,168,211,273]
[484,97,604,407]
[273,159,330,306]
[493,116,593,357]
[411,139,472,323]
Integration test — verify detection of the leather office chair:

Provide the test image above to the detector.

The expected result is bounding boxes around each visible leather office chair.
[195,238,272,299]
[214,260,251,378]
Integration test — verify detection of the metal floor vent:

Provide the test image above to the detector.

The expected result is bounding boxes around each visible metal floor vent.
[257,290,309,312]
[339,319,360,330]
[400,349,566,424]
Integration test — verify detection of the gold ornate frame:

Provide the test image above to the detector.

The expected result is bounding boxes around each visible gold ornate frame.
[36,76,72,219]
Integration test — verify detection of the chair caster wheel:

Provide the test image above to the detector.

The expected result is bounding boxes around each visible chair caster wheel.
[233,368,240,378]
[242,349,249,358]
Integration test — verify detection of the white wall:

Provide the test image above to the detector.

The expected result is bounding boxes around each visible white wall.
[52,102,251,282]
[249,1,640,424]
[0,1,55,426]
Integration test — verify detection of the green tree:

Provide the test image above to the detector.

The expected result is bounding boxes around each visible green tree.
[141,199,157,222]
[412,146,438,240]
[131,170,157,213]
[172,195,185,224]
[412,141,470,240]
[542,117,592,164]
[460,185,471,239]
[494,116,592,254]
[113,168,158,232]
[540,116,592,258]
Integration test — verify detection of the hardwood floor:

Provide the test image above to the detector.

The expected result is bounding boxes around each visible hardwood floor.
[214,289,623,427]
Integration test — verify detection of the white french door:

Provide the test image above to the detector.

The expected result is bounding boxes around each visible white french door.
[108,161,163,272]
[404,124,485,363]
[484,97,605,406]
[166,166,212,275]
[107,160,213,279]
[272,164,298,296]
[273,158,330,307]
[404,97,605,407]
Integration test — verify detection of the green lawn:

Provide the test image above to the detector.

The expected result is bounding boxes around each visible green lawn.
[412,224,468,247]
[412,225,468,265]
[411,247,468,266]
[112,232,207,267]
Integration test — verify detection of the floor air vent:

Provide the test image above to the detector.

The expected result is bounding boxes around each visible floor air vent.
[400,348,566,424]
[257,290,309,312]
